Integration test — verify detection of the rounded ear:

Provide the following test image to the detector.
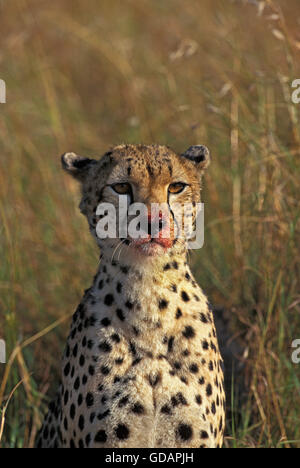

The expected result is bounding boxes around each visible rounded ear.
[181,145,211,170]
[61,152,97,181]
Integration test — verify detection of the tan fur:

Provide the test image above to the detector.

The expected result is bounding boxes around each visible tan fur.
[36,144,225,448]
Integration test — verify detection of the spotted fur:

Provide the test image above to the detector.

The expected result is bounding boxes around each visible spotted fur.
[36,144,225,448]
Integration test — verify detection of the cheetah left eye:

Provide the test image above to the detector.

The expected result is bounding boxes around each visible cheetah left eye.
[111,183,132,195]
[168,182,188,194]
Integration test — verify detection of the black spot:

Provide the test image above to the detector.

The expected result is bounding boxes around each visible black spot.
[176,308,182,319]
[168,336,175,353]
[95,430,107,443]
[72,344,78,357]
[116,282,122,293]
[172,261,179,269]
[115,357,124,365]
[202,340,209,350]
[101,317,111,327]
[174,361,181,370]
[182,326,195,339]
[63,417,68,431]
[82,374,88,385]
[171,284,177,293]
[101,366,110,375]
[78,415,85,431]
[98,280,104,290]
[171,395,179,407]
[74,377,80,391]
[195,394,202,405]
[86,393,94,408]
[125,301,134,310]
[99,341,112,353]
[111,333,121,343]
[70,404,76,420]
[129,341,137,355]
[189,363,199,374]
[211,401,216,414]
[177,392,188,405]
[79,355,85,367]
[200,430,209,439]
[64,363,70,377]
[120,266,129,274]
[131,403,145,414]
[101,395,107,404]
[104,294,114,306]
[84,315,96,328]
[88,365,95,376]
[212,345,218,356]
[158,299,169,310]
[161,404,172,414]
[209,361,214,371]
[115,424,130,440]
[118,396,129,407]
[98,409,110,420]
[219,418,223,432]
[116,309,125,321]
[181,291,190,302]
[177,423,193,441]
[200,313,208,324]
[87,340,94,349]
[163,263,171,271]
[132,357,142,366]
[206,384,213,397]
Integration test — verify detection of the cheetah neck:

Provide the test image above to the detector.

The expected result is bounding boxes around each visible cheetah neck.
[87,253,209,335]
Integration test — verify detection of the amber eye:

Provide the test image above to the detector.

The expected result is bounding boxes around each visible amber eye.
[168,182,187,194]
[111,183,132,195]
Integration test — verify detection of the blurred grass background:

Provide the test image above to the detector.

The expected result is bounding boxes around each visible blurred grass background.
[0,0,300,448]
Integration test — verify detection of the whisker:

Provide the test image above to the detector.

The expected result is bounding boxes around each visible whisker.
[111,239,127,264]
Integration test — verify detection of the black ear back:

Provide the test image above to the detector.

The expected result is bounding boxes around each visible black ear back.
[61,152,96,180]
[181,145,210,170]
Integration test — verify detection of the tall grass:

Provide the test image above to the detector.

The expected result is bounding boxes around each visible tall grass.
[0,0,299,448]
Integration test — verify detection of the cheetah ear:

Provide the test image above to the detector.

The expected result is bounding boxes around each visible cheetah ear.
[181,145,210,170]
[61,152,97,181]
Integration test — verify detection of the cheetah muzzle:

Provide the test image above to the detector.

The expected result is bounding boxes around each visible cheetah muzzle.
[36,144,225,448]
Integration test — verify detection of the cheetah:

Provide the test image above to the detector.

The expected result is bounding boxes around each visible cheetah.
[36,144,225,448]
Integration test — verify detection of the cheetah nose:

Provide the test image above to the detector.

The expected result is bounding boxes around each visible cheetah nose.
[147,212,165,237]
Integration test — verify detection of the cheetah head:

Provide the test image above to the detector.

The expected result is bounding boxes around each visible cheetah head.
[62,144,210,263]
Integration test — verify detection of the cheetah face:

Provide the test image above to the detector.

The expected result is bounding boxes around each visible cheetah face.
[62,144,210,262]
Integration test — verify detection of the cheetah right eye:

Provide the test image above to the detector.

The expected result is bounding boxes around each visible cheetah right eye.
[111,183,132,195]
